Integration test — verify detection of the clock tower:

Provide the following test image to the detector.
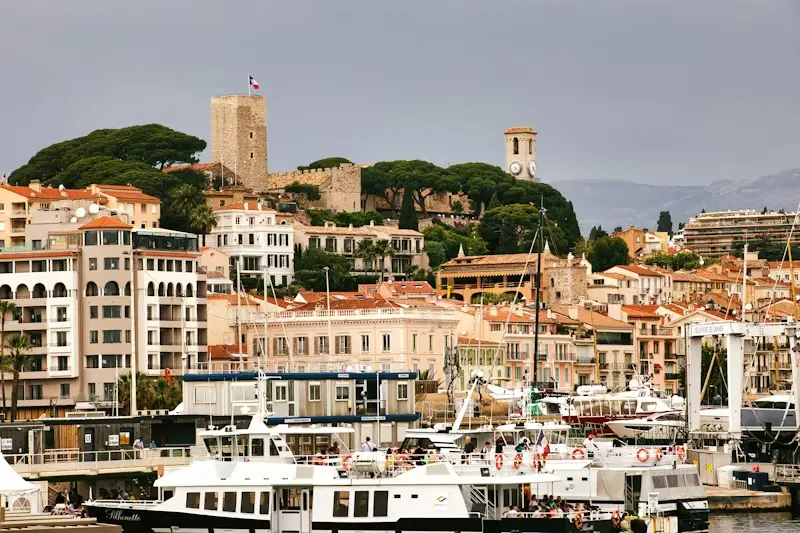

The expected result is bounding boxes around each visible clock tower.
[504,126,538,182]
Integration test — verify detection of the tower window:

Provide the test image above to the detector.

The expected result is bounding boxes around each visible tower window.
[250,152,254,159]
[249,132,253,139]
[529,139,533,154]
[513,137,519,155]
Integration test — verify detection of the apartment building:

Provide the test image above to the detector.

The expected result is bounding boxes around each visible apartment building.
[455,337,506,390]
[683,209,800,257]
[0,216,207,418]
[618,305,680,394]
[293,221,427,279]
[605,265,671,304]
[613,227,667,258]
[85,184,161,229]
[208,201,294,286]
[587,271,641,305]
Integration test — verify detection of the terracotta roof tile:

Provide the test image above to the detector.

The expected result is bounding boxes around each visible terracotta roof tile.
[550,305,633,330]
[622,305,661,319]
[504,126,536,135]
[78,216,133,230]
[600,272,636,280]
[1,185,101,201]
[213,201,273,212]
[209,343,246,360]
[384,281,435,294]
[612,265,662,277]
[99,190,160,202]
[457,336,502,346]
[208,293,264,305]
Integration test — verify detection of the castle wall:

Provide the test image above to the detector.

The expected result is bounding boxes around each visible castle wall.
[266,164,362,213]
[211,95,268,193]
[544,266,588,306]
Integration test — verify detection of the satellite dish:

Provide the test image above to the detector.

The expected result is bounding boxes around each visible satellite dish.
[70,217,77,223]
[75,207,86,218]
[89,204,100,214]
[58,184,65,191]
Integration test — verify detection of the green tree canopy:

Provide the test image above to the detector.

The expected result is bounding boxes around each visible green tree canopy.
[285,181,321,201]
[447,162,509,214]
[306,209,383,228]
[587,236,630,272]
[297,157,352,171]
[361,160,460,213]
[657,211,673,235]
[398,189,419,231]
[423,222,488,264]
[478,204,567,255]
[645,250,702,270]
[732,237,799,261]
[116,372,183,415]
[294,248,355,291]
[588,226,608,241]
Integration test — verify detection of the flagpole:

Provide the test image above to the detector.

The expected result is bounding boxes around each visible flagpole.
[248,74,251,96]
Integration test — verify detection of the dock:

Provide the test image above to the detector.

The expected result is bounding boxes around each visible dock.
[706,485,791,512]
[1,514,121,533]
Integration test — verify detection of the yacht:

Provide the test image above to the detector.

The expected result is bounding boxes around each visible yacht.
[605,411,686,443]
[699,393,798,435]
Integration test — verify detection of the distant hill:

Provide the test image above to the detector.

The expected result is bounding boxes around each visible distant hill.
[552,168,800,235]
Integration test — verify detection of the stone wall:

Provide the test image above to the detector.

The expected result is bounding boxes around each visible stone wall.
[544,265,588,306]
[211,95,268,193]
[266,164,362,213]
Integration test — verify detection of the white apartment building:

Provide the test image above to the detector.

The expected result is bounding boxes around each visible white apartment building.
[683,209,800,257]
[294,221,427,278]
[605,265,671,305]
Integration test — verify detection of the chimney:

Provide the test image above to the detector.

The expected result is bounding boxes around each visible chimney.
[324,221,335,228]
[369,220,375,227]
[567,306,579,320]
[244,202,249,210]
[489,305,498,317]
[546,308,553,320]
[29,180,41,192]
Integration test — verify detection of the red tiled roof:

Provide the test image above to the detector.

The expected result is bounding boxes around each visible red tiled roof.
[703,309,730,320]
[264,296,293,309]
[622,305,661,319]
[79,216,133,230]
[213,201,268,212]
[662,303,689,315]
[384,281,435,294]
[504,127,536,135]
[209,344,246,361]
[208,293,263,305]
[550,305,633,330]
[291,298,399,311]
[457,336,502,346]
[100,190,160,203]
[1,185,100,201]
[612,265,662,277]
[297,291,363,303]
[600,272,636,280]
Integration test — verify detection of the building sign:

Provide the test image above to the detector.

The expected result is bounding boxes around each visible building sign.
[360,416,386,422]
[689,322,732,337]
[285,418,312,424]
[1,438,12,451]
[108,435,119,447]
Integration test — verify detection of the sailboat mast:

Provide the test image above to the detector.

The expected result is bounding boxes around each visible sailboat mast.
[532,199,545,389]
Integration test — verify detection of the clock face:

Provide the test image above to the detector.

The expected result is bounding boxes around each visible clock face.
[528,160,537,177]
[509,161,522,175]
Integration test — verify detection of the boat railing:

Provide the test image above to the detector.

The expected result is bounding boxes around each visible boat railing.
[509,510,614,522]
[88,499,161,507]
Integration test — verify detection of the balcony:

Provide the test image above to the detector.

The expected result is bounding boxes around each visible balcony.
[638,327,675,337]
[665,372,681,380]
[575,357,596,365]
[10,226,26,234]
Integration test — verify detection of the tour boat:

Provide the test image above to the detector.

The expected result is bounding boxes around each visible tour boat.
[605,411,686,443]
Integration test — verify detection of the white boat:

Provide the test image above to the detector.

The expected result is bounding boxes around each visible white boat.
[605,411,686,442]
[699,393,798,434]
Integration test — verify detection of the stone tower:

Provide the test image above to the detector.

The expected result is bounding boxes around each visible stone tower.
[211,95,268,192]
[504,126,538,182]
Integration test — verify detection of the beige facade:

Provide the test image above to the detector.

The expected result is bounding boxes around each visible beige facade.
[605,265,672,304]
[86,184,161,230]
[683,209,800,257]
[211,95,268,192]
[267,164,362,213]
[504,127,538,182]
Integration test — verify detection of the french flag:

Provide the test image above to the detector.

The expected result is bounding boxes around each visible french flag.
[249,75,260,90]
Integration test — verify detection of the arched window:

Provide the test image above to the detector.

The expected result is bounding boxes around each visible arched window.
[15,284,29,299]
[166,283,174,297]
[53,283,68,298]
[85,282,98,297]
[0,285,12,299]
[124,282,131,296]
[32,283,46,298]
[147,282,155,296]
[104,281,120,296]
[176,283,183,297]
[185,284,194,297]
[158,282,165,296]
[529,138,533,154]
[513,137,519,155]
[550,277,555,288]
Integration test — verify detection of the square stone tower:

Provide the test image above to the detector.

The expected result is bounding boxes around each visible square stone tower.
[211,95,268,192]
[504,126,538,182]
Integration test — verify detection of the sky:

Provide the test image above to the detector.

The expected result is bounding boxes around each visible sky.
[2,1,799,185]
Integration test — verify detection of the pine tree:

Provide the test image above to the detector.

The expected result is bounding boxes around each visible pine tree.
[398,189,419,231]
[488,192,501,210]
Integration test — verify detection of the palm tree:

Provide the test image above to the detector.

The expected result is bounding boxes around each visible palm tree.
[354,239,376,279]
[6,333,32,421]
[170,184,201,216]
[0,300,18,415]
[372,239,396,283]
[188,203,218,245]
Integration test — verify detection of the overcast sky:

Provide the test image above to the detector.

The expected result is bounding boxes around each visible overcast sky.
[2,1,799,185]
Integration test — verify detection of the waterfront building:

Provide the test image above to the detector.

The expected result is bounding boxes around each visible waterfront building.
[617,305,680,394]
[604,264,672,304]
[293,221,427,279]
[208,201,294,286]
[682,209,800,257]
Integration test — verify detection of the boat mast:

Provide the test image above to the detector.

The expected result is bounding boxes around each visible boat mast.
[532,198,545,392]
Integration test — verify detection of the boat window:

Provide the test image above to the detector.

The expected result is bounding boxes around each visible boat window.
[237,436,248,458]
[252,438,265,457]
[281,488,301,510]
[640,401,657,413]
[666,474,680,488]
[222,492,237,512]
[270,439,280,456]
[374,491,389,517]
[186,492,200,509]
[333,491,350,517]
[259,492,270,514]
[220,436,233,459]
[624,400,636,415]
[241,492,255,513]
[685,473,701,487]
[354,491,369,517]
[204,492,218,511]
[652,476,666,489]
[204,437,219,455]
[163,490,173,501]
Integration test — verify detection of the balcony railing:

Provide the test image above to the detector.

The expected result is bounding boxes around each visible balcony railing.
[638,327,675,336]
[665,372,681,380]
[575,357,596,365]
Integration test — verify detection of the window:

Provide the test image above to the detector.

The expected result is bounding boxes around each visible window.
[275,383,288,402]
[103,305,121,319]
[86,355,98,368]
[295,336,308,355]
[397,382,409,401]
[513,136,519,155]
[335,384,350,401]
[333,491,350,518]
[315,335,329,355]
[204,492,218,511]
[412,334,417,353]
[186,493,200,509]
[89,258,97,270]
[275,337,289,355]
[250,152,254,159]
[56,331,68,347]
[222,492,237,512]
[84,232,98,246]
[259,492,270,514]
[335,335,351,355]
[103,330,121,343]
[490,323,501,332]
[354,491,369,518]
[240,492,255,513]
[29,384,43,400]
[382,333,391,352]
[60,383,70,399]
[102,231,119,245]
[361,334,370,353]
[374,491,389,517]
[194,386,216,404]
[309,383,321,401]
[104,258,119,270]
[104,281,120,296]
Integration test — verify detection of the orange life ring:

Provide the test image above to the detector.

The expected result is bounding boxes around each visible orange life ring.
[342,455,352,471]
[513,452,523,470]
[677,447,686,461]
[655,448,663,461]
[574,512,583,529]
[637,448,649,463]
[495,454,504,470]
[572,448,585,460]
